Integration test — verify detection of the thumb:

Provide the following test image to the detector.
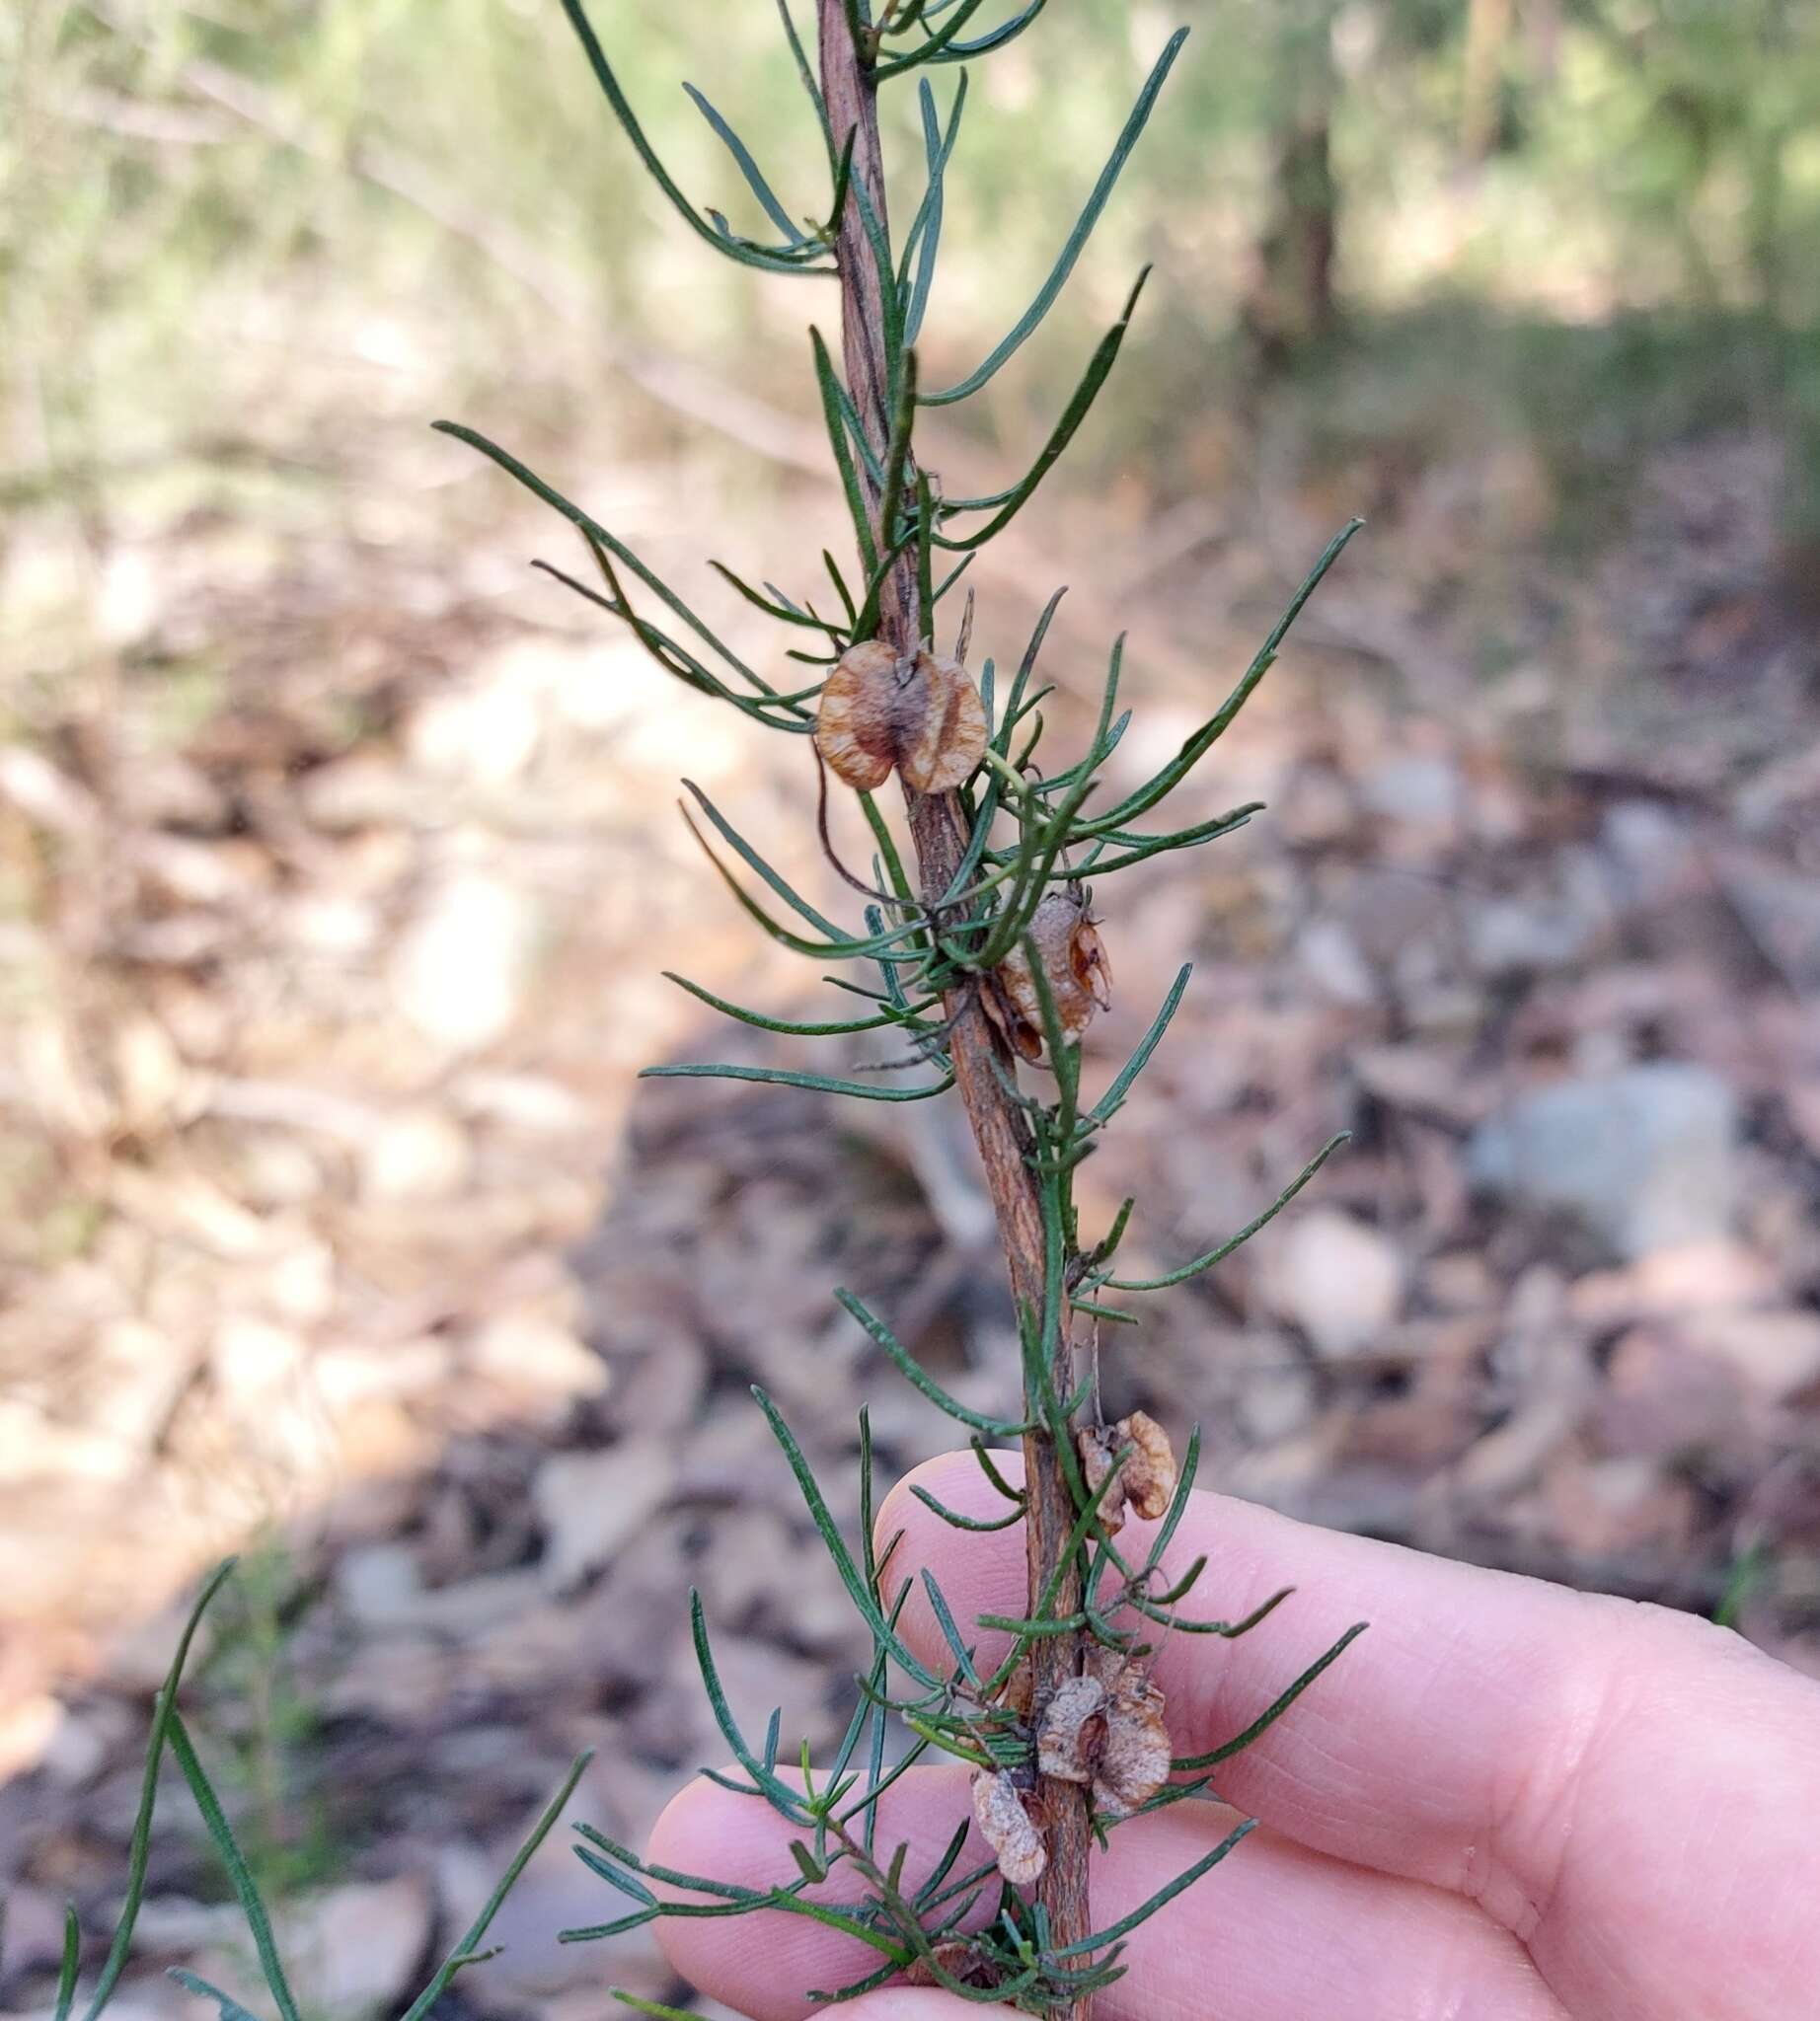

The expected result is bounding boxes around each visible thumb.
[847,1992,1004,2019]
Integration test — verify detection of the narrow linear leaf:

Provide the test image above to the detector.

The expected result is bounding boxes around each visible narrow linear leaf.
[398,1751,594,2021]
[1101,1134,1349,1291]
[1172,1623,1369,1773]
[751,1389,943,1688]
[682,83,804,244]
[642,1062,954,1103]
[167,1971,269,2021]
[933,265,1150,548]
[1090,963,1190,1123]
[556,0,829,274]
[1052,1817,1255,1956]
[165,1716,303,2021]
[834,1288,1028,1435]
[81,1559,236,2021]
[921,32,1187,404]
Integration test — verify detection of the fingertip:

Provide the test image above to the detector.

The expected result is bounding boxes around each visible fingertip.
[845,1993,980,2020]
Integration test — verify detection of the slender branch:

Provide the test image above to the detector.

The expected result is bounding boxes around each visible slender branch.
[815,6,1093,2003]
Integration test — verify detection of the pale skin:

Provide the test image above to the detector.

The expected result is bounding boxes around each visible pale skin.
[645,1449,1820,2020]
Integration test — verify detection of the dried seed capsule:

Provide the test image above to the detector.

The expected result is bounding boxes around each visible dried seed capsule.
[985,888,1113,1062]
[1093,1666,1172,1820]
[1076,1423,1127,1536]
[1035,1660,1172,1821]
[1035,1674,1108,1784]
[970,1766,1047,1887]
[814,639,899,789]
[813,642,985,793]
[1118,1408,1176,1523]
[899,652,987,794]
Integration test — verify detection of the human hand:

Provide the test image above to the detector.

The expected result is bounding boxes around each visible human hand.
[645,1447,1820,2019]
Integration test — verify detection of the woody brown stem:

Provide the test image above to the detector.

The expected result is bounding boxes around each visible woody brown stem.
[814,7,1093,2006]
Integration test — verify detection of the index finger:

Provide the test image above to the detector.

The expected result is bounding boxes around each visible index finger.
[878,1448,1820,2020]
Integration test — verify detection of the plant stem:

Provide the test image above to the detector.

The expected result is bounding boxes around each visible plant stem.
[815,7,1093,2002]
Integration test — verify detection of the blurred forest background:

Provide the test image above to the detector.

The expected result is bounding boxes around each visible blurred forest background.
[4,2,1819,2016]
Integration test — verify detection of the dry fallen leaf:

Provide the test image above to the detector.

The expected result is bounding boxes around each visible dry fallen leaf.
[814,642,985,793]
[985,889,1113,1061]
[970,1765,1047,1887]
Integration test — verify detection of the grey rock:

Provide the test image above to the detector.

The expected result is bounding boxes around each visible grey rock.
[1469,1064,1738,1260]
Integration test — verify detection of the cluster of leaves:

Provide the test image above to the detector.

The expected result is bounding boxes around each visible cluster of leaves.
[436,10,1372,2019]
[28,1561,589,2021]
[433,2,1366,2013]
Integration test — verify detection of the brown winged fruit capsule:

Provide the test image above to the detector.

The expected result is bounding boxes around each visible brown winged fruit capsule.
[1035,1663,1172,1821]
[1035,1674,1108,1784]
[1093,1666,1171,1820]
[1117,1408,1176,1523]
[985,888,1112,1062]
[1076,1423,1127,1536]
[814,642,985,794]
[971,1766,1047,1887]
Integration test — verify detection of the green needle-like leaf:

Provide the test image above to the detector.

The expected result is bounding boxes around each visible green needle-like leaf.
[921,31,1187,404]
[643,1061,955,1102]
[556,0,831,274]
[167,1971,269,2021]
[398,1751,594,2021]
[1100,1134,1350,1291]
[1052,1817,1255,1956]
[873,0,991,77]
[165,1715,303,2021]
[1089,963,1190,1123]
[1171,1623,1369,1772]
[52,1906,79,2021]
[900,75,966,346]
[751,1387,943,1688]
[682,83,805,244]
[433,422,794,708]
[1086,518,1363,833]
[835,1287,1030,1435]
[933,266,1150,549]
[82,1558,235,2021]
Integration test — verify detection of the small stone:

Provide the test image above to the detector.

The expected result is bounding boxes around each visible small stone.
[282,1876,434,2018]
[1468,1064,1738,1260]
[335,1543,423,1625]
[1258,1210,1403,1359]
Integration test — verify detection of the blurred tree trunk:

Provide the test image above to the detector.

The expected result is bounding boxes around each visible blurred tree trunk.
[1461,0,1513,162]
[1242,0,1338,372]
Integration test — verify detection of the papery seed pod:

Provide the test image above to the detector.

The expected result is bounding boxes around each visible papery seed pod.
[1093,1667,1172,1820]
[905,1940,993,1989]
[814,639,899,789]
[1035,1674,1108,1784]
[1118,1408,1176,1523]
[813,641,985,793]
[985,888,1113,1062]
[899,652,987,793]
[970,1766,1047,1887]
[1076,1423,1127,1536]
